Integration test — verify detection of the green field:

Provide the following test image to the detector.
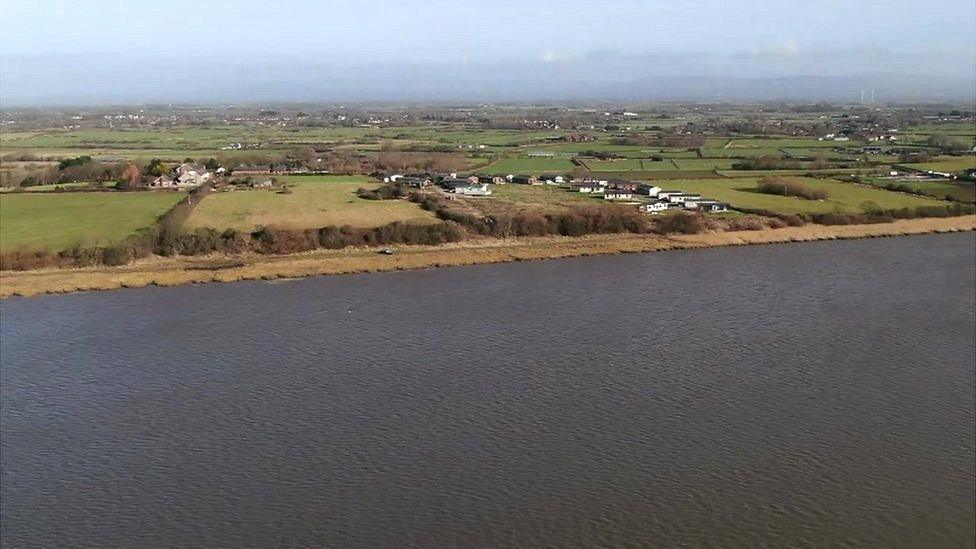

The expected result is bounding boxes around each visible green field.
[580,158,651,171]
[909,156,976,173]
[872,180,976,203]
[670,158,736,170]
[184,178,437,231]
[482,156,578,174]
[0,191,184,252]
[662,178,948,215]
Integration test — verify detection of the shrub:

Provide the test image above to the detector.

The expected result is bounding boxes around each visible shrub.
[654,212,706,234]
[757,177,829,200]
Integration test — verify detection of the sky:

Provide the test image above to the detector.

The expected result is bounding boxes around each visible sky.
[2,0,975,105]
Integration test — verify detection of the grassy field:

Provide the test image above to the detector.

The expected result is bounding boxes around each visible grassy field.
[0,191,184,252]
[482,156,578,174]
[460,183,599,216]
[909,156,976,173]
[873,180,976,202]
[184,178,437,231]
[662,178,948,215]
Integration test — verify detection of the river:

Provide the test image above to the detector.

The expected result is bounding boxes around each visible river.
[2,233,974,548]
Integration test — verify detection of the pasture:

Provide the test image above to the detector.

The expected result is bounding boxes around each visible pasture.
[0,191,184,252]
[909,156,976,173]
[184,178,437,231]
[660,178,947,215]
[482,156,577,174]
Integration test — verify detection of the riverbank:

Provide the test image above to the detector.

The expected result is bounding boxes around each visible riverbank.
[1,215,973,298]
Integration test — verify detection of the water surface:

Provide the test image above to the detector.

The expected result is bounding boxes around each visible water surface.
[2,233,974,547]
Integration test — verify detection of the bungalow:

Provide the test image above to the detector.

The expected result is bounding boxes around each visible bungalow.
[573,178,608,186]
[441,179,492,196]
[667,193,702,204]
[604,189,634,201]
[697,200,730,212]
[656,190,684,201]
[477,174,506,185]
[638,185,662,197]
[639,201,670,214]
[571,183,605,193]
[539,174,565,185]
[607,179,640,191]
[511,175,540,185]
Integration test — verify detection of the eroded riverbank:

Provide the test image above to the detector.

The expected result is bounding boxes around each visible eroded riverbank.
[1,215,973,298]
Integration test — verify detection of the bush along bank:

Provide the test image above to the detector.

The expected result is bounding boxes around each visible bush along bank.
[2,189,974,271]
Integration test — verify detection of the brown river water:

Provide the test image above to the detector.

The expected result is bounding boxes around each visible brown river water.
[2,233,974,548]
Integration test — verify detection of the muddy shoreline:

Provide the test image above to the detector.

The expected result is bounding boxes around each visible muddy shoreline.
[2,216,973,298]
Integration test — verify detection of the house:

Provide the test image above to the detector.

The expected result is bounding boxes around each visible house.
[638,185,662,197]
[639,201,670,214]
[399,176,431,188]
[539,174,565,185]
[607,179,640,191]
[571,183,605,193]
[148,174,175,188]
[511,175,540,185]
[667,193,702,204]
[477,175,506,185]
[441,179,492,196]
[697,200,730,212]
[604,189,634,200]
[656,190,684,201]
[573,177,608,185]
[173,163,211,188]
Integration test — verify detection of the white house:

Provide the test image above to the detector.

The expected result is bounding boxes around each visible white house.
[656,190,683,201]
[639,201,670,214]
[572,183,605,193]
[173,163,211,188]
[604,190,634,201]
[638,185,662,197]
[668,193,702,204]
[697,201,730,212]
[442,179,492,196]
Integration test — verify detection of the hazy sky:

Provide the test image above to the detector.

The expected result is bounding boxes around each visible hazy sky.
[2,0,974,104]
